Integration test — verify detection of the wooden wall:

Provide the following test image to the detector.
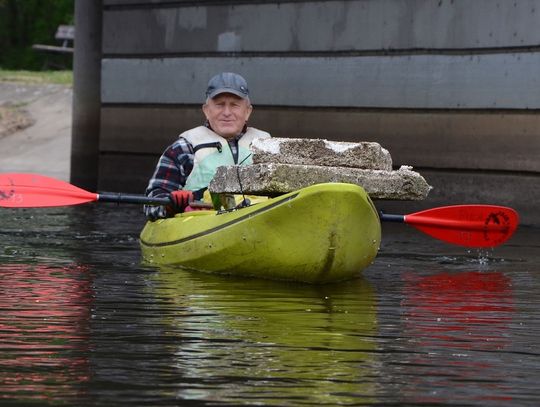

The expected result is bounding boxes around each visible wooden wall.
[95,0,540,224]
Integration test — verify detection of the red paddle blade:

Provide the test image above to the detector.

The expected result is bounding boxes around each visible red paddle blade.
[404,205,519,248]
[0,173,98,208]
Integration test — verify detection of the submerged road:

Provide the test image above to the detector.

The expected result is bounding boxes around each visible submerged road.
[0,81,71,180]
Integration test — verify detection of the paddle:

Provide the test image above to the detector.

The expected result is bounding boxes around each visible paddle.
[379,205,519,248]
[0,172,216,210]
[0,172,171,207]
[1,173,518,247]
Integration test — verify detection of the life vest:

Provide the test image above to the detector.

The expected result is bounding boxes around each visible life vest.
[182,125,271,192]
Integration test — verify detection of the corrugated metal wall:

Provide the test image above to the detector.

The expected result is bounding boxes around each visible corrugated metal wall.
[94,0,540,224]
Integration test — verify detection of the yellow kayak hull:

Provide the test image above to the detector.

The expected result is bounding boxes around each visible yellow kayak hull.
[139,183,381,283]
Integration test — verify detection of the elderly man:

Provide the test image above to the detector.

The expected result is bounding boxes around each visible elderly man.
[144,72,271,220]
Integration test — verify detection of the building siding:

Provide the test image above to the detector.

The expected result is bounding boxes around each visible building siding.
[82,0,540,224]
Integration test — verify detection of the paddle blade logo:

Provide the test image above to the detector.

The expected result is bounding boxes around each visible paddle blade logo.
[0,177,22,206]
[483,209,518,247]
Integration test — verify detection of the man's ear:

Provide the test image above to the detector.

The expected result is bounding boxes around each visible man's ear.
[202,103,209,119]
[245,104,253,122]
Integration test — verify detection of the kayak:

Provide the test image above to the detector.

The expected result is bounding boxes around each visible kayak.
[139,183,381,283]
[0,174,517,278]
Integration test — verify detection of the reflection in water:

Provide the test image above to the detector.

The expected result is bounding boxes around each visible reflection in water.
[152,268,378,405]
[1,207,539,405]
[0,263,92,402]
[399,271,514,405]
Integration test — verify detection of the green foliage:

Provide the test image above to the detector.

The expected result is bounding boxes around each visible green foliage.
[0,0,74,70]
[0,69,73,85]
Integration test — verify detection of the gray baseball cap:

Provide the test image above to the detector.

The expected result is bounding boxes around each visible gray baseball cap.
[205,72,250,99]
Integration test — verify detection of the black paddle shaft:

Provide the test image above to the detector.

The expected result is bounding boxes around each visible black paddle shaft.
[379,212,405,223]
[97,192,171,206]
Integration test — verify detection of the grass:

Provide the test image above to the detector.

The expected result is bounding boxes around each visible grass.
[0,69,72,85]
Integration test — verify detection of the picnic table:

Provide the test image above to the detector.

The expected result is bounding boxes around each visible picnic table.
[32,25,74,69]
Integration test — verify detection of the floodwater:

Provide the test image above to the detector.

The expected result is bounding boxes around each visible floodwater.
[1,204,539,406]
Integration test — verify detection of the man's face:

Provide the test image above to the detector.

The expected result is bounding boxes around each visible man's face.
[202,93,253,139]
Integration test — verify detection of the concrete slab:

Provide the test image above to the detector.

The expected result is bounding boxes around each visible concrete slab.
[251,137,392,170]
[209,163,431,200]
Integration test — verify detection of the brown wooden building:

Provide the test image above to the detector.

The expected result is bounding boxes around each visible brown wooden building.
[71,0,540,225]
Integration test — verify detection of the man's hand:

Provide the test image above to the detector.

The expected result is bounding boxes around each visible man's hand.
[169,190,193,213]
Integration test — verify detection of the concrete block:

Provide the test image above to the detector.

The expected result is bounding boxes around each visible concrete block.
[209,163,431,200]
[251,137,392,170]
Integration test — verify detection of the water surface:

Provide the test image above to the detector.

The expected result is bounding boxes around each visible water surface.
[1,204,539,406]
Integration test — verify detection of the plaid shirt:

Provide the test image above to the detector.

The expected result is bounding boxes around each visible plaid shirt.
[144,125,242,220]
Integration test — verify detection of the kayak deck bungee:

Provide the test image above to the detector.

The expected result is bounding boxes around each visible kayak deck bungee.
[140,183,381,283]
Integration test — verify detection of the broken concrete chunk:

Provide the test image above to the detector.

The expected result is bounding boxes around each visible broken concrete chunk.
[251,137,392,171]
[209,163,431,200]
